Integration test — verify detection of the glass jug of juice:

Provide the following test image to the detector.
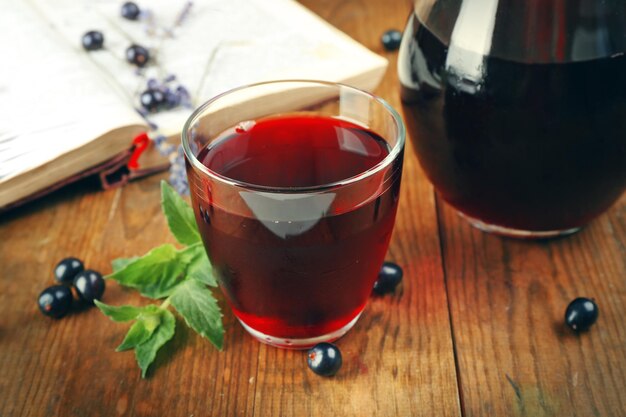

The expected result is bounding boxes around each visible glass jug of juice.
[399,0,626,237]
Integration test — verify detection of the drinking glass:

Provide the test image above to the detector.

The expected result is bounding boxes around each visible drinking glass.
[182,80,405,348]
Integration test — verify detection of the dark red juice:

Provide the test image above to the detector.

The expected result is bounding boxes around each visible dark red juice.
[188,115,401,339]
[400,16,626,231]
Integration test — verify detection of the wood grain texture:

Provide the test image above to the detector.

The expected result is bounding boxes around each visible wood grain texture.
[438,194,626,417]
[2,0,625,415]
[0,1,463,416]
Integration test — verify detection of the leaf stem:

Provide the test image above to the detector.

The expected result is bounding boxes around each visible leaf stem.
[160,298,171,310]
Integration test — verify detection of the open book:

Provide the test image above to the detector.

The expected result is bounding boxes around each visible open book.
[0,0,387,212]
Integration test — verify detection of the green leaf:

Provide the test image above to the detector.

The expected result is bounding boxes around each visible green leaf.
[135,308,176,378]
[180,244,216,287]
[112,257,139,273]
[117,321,153,351]
[116,307,162,351]
[95,300,145,322]
[96,181,224,378]
[170,279,224,349]
[106,244,187,299]
[161,180,201,246]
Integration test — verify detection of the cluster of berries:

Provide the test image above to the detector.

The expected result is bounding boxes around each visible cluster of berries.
[81,2,192,115]
[81,2,150,66]
[37,258,105,319]
[139,76,192,114]
[80,2,193,194]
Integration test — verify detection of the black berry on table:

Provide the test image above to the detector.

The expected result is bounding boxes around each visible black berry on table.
[140,89,166,112]
[73,270,106,305]
[381,29,402,51]
[565,297,599,332]
[373,261,403,295]
[126,44,150,67]
[307,342,342,376]
[121,1,141,20]
[81,31,104,51]
[54,257,84,284]
[38,285,73,318]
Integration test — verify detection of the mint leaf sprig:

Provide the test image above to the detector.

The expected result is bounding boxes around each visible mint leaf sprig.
[95,181,223,378]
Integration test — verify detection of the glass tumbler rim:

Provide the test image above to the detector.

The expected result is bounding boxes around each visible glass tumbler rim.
[181,79,405,193]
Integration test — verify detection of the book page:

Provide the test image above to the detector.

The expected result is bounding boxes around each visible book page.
[28,0,387,136]
[0,0,146,183]
[1,0,386,209]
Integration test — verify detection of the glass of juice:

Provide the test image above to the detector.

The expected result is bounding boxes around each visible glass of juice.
[182,80,405,348]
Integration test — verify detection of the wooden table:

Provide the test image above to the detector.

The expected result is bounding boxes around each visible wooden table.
[1,1,625,416]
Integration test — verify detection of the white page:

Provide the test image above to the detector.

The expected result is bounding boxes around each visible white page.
[0,0,146,182]
[1,0,386,200]
[28,0,387,136]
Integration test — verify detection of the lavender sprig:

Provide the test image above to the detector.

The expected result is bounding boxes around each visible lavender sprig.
[164,1,194,38]
[169,146,189,195]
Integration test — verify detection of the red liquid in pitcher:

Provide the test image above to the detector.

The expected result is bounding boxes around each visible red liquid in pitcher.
[400,16,626,231]
[189,115,401,339]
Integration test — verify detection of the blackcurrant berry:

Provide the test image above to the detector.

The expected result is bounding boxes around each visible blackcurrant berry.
[73,270,105,305]
[381,29,402,51]
[140,89,166,112]
[307,342,342,376]
[121,2,141,20]
[565,297,599,332]
[54,257,84,284]
[82,31,104,51]
[373,261,403,295]
[38,285,73,318]
[126,44,150,67]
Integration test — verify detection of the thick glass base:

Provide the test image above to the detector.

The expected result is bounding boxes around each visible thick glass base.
[459,212,582,239]
[237,311,363,350]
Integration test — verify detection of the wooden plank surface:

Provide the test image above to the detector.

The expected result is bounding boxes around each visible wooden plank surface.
[0,1,463,416]
[438,196,626,417]
[1,0,625,416]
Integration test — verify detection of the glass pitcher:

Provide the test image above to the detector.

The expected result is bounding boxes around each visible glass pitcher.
[399,0,626,238]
